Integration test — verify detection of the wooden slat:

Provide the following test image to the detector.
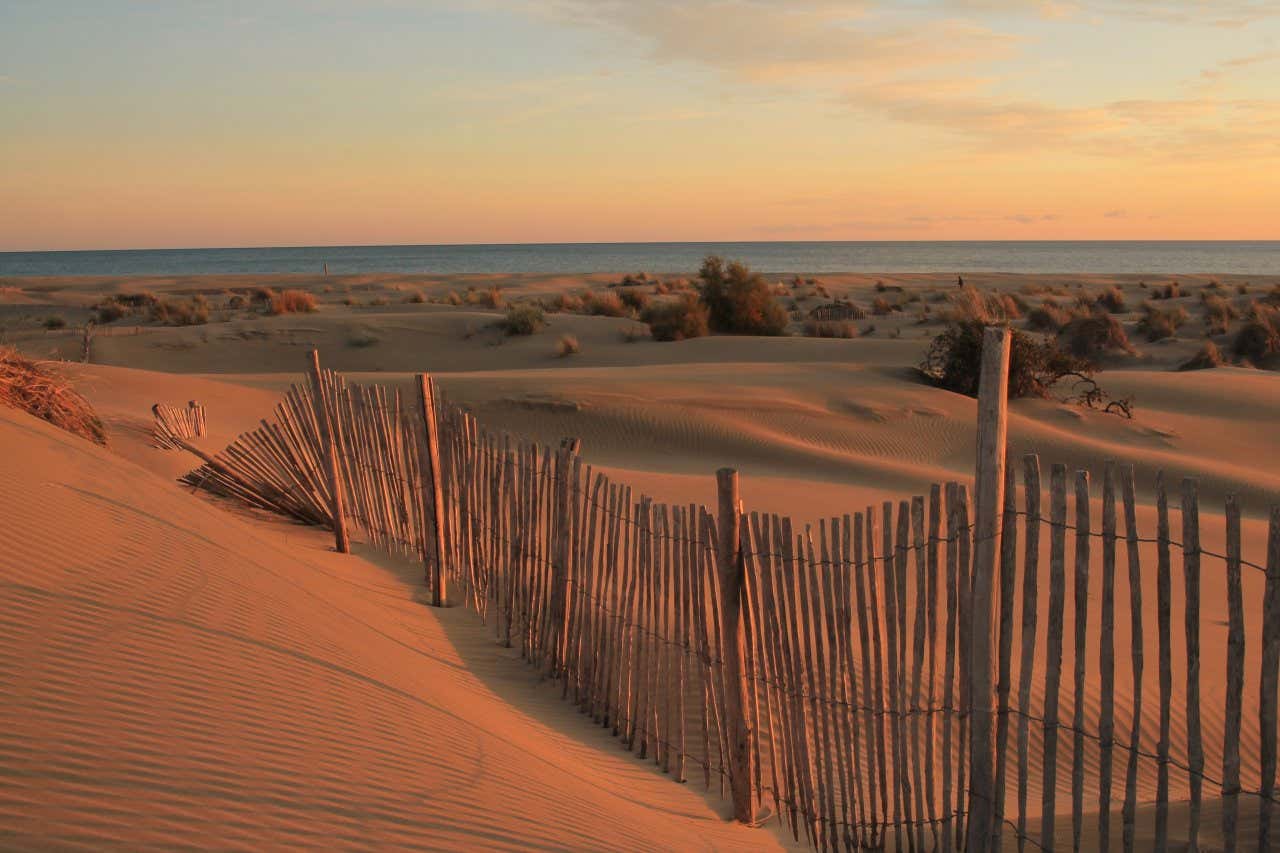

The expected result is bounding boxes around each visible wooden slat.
[1041,464,1068,850]
[1120,464,1143,853]
[1181,477,1204,849]
[1155,472,1173,849]
[1015,455,1041,853]
[1222,492,1244,853]
[1098,462,1117,853]
[1259,506,1280,851]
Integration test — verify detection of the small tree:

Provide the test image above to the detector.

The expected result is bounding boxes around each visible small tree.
[697,256,788,336]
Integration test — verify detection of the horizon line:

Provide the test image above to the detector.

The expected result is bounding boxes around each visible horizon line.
[5,238,1280,255]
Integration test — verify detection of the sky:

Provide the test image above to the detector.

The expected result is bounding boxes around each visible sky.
[1,0,1279,250]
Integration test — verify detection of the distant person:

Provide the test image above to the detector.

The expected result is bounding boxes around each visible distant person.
[957,275,965,288]
[324,262,329,276]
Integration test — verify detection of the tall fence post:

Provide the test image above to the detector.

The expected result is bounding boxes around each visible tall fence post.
[417,374,448,607]
[308,349,350,554]
[966,325,1011,852]
[716,467,755,824]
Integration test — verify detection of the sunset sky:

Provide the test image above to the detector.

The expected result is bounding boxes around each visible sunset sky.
[2,0,1279,250]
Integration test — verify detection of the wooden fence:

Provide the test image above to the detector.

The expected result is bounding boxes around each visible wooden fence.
[181,346,1280,852]
[152,400,206,448]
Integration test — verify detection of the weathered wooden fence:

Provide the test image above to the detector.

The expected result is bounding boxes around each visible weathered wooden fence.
[181,345,1280,852]
[152,400,206,448]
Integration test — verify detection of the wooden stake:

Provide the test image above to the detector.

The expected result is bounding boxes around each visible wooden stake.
[966,325,1011,853]
[417,374,448,606]
[716,468,754,824]
[1222,493,1243,853]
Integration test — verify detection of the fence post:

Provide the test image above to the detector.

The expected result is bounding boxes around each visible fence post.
[548,440,577,678]
[308,349,350,554]
[716,467,755,824]
[966,326,1011,852]
[417,374,448,607]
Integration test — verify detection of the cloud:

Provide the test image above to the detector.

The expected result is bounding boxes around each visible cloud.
[937,0,1280,27]
[529,1,1017,80]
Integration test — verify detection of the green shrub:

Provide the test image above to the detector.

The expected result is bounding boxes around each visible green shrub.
[642,293,710,342]
[500,303,546,336]
[697,256,788,335]
[922,320,1092,399]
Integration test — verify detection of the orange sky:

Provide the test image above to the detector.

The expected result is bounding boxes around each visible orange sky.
[2,1,1278,250]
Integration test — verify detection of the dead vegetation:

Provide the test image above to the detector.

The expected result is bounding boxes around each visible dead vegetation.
[0,346,106,445]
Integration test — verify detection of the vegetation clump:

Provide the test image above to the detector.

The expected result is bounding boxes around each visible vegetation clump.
[1059,313,1136,358]
[949,286,1022,324]
[500,302,546,336]
[1096,287,1127,313]
[1135,303,1188,341]
[150,296,210,325]
[269,289,317,315]
[1231,305,1280,366]
[1025,299,1072,332]
[555,334,580,357]
[42,316,66,330]
[803,319,858,338]
[1201,293,1237,335]
[642,293,710,342]
[922,321,1088,399]
[697,256,788,336]
[0,346,106,445]
[1179,341,1225,371]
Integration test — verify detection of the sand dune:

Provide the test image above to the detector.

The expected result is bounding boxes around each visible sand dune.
[0,405,792,850]
[1,272,1277,849]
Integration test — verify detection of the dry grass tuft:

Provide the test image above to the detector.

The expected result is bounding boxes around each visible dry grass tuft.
[1201,293,1238,335]
[269,290,318,315]
[803,319,859,338]
[1059,314,1136,359]
[1179,341,1225,371]
[1096,286,1127,313]
[555,334,580,357]
[1136,303,1188,341]
[0,346,106,445]
[949,286,1022,324]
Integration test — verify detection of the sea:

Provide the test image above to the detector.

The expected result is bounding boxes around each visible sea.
[1,241,1278,277]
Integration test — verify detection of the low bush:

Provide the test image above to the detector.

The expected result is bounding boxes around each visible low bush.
[1201,294,1237,335]
[252,286,277,304]
[546,292,583,314]
[1058,314,1136,359]
[803,319,858,338]
[642,293,710,342]
[405,291,426,304]
[1096,287,1127,313]
[1154,281,1182,300]
[697,256,788,336]
[227,293,249,310]
[583,290,629,318]
[921,321,1092,399]
[872,297,894,316]
[150,297,210,326]
[555,334,580,357]
[42,316,66,330]
[1136,303,1188,341]
[949,286,1022,323]
[1026,299,1072,332]
[1179,341,1225,371]
[269,289,317,315]
[95,301,126,324]
[618,287,650,312]
[446,290,463,306]
[1231,305,1280,365]
[468,286,503,310]
[500,302,546,336]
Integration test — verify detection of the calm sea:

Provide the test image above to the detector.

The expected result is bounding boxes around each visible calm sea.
[2,241,1278,277]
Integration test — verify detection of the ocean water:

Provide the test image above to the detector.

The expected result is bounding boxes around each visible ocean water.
[1,241,1278,277]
